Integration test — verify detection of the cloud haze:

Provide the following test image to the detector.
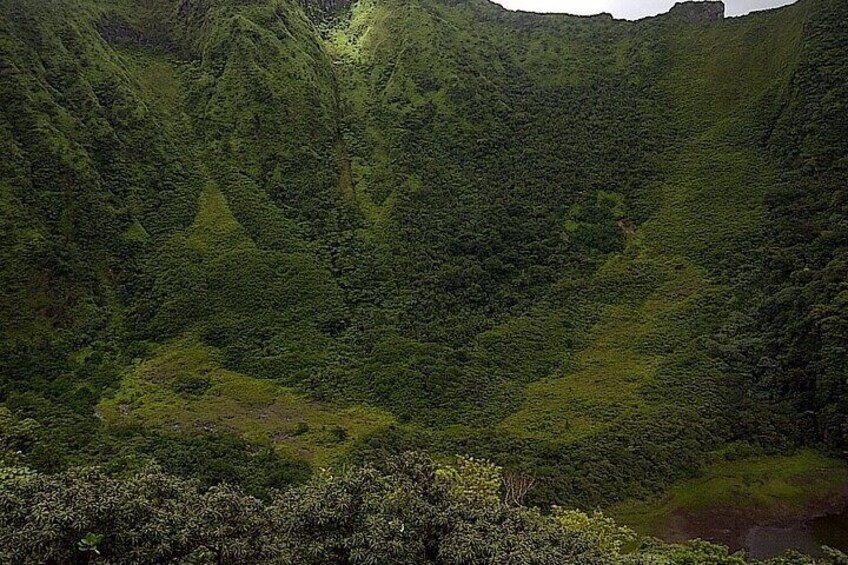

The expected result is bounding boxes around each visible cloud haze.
[491,0,798,20]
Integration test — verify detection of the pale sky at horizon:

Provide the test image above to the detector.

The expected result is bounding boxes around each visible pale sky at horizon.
[492,0,798,20]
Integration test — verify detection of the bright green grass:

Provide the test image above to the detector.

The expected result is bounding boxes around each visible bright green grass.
[612,450,848,537]
[186,182,251,254]
[99,336,393,467]
[498,252,711,439]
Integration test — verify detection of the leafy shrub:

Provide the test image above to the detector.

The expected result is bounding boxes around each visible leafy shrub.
[2,453,841,564]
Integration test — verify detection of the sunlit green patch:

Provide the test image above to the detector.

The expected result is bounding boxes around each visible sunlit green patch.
[99,336,393,467]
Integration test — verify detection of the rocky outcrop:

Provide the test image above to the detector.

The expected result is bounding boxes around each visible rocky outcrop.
[669,1,725,22]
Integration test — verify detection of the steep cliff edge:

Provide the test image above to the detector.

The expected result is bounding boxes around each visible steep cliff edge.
[668,0,725,21]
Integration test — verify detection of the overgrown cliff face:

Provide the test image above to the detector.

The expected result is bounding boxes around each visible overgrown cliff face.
[668,1,725,22]
[1,0,846,507]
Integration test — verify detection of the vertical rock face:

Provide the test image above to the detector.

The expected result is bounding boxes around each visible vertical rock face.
[669,1,725,22]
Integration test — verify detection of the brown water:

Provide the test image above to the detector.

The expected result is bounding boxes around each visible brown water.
[744,508,848,559]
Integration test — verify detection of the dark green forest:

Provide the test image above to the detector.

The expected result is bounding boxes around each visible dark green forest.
[0,0,847,561]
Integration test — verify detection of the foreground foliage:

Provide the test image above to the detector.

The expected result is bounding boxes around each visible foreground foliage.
[1,452,846,565]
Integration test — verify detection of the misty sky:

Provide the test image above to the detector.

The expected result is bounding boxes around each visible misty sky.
[492,0,798,19]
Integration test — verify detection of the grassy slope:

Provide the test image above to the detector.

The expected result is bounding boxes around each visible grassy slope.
[92,5,393,467]
[0,0,386,471]
[339,0,848,514]
[612,450,848,540]
[489,6,833,516]
[99,336,391,466]
[498,2,807,443]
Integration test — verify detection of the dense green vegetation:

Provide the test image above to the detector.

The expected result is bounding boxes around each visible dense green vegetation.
[3,451,848,564]
[1,0,847,560]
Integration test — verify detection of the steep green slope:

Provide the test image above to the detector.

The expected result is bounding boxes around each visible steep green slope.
[495,0,807,485]
[326,0,846,508]
[736,0,848,448]
[0,0,203,471]
[0,0,364,478]
[1,0,846,517]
